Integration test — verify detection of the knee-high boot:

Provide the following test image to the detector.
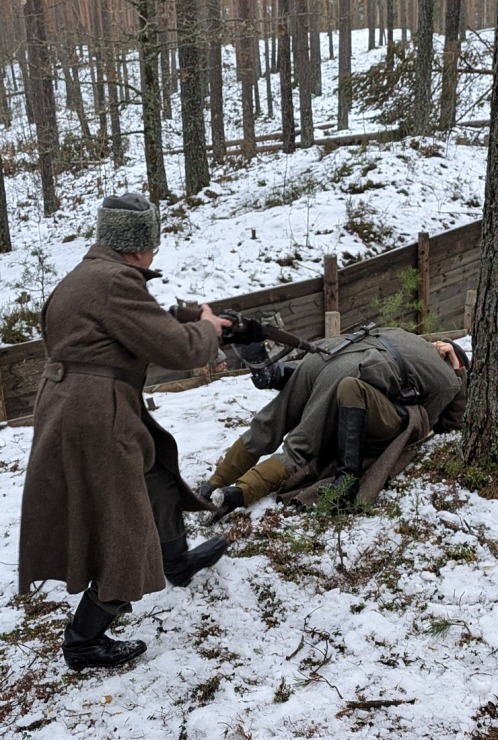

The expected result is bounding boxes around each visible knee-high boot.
[323,406,367,504]
[62,592,147,670]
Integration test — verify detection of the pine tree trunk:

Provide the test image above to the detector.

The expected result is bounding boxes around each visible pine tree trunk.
[159,32,172,119]
[23,0,58,215]
[295,0,314,147]
[101,0,125,167]
[271,0,278,71]
[253,34,262,117]
[207,0,226,162]
[137,0,169,204]
[0,156,12,253]
[367,0,376,50]
[413,0,433,135]
[400,0,408,42]
[459,0,468,39]
[263,4,274,118]
[309,0,322,96]
[338,0,351,129]
[379,0,387,46]
[0,69,12,128]
[177,0,211,193]
[439,0,461,130]
[279,0,296,152]
[327,0,335,59]
[89,3,108,155]
[238,0,256,159]
[462,19,498,465]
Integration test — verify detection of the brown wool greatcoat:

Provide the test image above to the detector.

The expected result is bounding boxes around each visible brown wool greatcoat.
[18,243,219,603]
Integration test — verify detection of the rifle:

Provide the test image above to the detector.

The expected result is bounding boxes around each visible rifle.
[169,305,376,364]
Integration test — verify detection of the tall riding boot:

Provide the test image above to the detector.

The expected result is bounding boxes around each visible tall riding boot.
[161,534,229,587]
[325,406,367,505]
[62,592,147,671]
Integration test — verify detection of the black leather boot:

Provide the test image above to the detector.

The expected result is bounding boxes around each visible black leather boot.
[162,534,229,587]
[211,486,245,523]
[324,406,367,506]
[62,592,147,671]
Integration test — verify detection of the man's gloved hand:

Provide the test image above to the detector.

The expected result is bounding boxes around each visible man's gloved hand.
[198,481,216,501]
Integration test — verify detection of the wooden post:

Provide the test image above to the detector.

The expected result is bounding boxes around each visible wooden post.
[323,254,339,311]
[464,289,476,335]
[145,397,158,411]
[0,368,6,422]
[323,254,340,336]
[325,311,341,337]
[417,231,430,333]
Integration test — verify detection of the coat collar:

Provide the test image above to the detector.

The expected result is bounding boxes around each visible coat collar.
[85,242,162,281]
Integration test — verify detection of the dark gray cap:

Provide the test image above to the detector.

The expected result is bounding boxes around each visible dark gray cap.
[96,192,160,253]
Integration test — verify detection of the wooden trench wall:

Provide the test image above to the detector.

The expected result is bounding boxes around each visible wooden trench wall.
[0,219,482,423]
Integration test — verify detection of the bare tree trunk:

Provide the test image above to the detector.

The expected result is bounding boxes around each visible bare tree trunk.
[159,30,172,119]
[459,0,468,39]
[386,0,394,44]
[327,0,335,59]
[89,2,108,154]
[309,0,322,95]
[462,19,498,465]
[400,0,409,42]
[408,0,418,33]
[137,0,169,204]
[253,32,261,117]
[439,0,461,130]
[475,0,485,28]
[207,0,226,161]
[0,156,11,253]
[367,0,376,50]
[23,0,58,216]
[338,0,351,130]
[238,0,256,159]
[468,0,476,28]
[263,0,274,118]
[101,0,125,167]
[0,69,11,128]
[295,0,314,146]
[271,0,278,71]
[279,0,296,152]
[413,0,434,135]
[177,0,210,194]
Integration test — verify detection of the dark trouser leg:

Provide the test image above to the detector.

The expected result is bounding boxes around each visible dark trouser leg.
[146,462,229,587]
[62,586,146,671]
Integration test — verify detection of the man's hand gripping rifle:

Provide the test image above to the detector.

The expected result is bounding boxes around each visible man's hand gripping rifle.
[170,304,376,367]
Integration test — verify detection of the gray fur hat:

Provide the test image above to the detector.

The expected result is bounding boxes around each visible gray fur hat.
[96,192,160,253]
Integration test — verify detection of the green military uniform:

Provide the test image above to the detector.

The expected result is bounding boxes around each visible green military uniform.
[210,328,467,506]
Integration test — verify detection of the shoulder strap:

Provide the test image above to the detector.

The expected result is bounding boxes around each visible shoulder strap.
[376,334,420,404]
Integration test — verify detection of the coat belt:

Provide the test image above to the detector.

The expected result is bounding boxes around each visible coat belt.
[43,360,145,390]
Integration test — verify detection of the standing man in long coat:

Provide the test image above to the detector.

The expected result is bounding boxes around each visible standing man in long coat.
[19,193,232,670]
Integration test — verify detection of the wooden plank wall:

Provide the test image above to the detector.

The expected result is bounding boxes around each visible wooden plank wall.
[0,219,482,422]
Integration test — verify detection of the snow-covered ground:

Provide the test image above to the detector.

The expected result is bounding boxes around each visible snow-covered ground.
[0,27,496,740]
